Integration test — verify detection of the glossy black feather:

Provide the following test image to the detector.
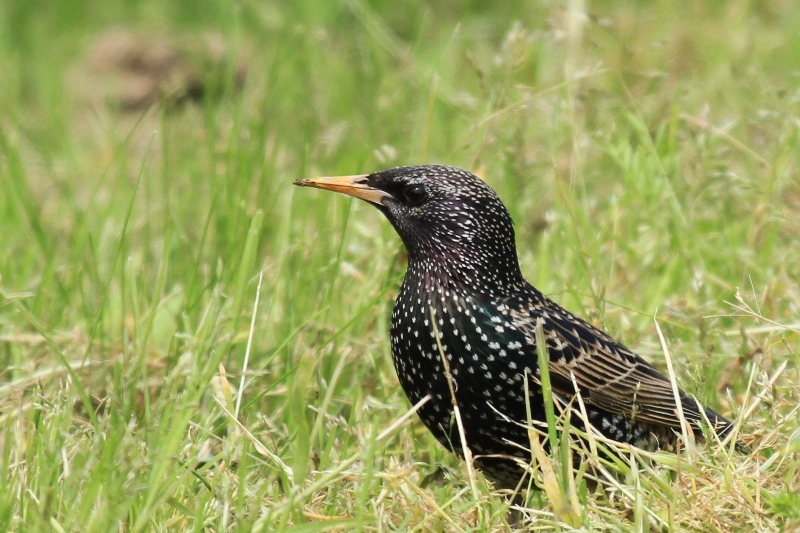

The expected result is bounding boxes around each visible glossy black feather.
[302,164,736,488]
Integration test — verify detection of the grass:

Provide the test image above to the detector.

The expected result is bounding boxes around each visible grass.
[1,0,799,530]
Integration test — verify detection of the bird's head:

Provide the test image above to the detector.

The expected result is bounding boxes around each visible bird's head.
[295,165,523,290]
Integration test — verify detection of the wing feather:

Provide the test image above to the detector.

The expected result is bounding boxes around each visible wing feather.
[509,297,730,433]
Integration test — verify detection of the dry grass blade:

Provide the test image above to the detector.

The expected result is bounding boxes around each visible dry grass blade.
[654,315,695,449]
[429,305,481,503]
[235,270,264,419]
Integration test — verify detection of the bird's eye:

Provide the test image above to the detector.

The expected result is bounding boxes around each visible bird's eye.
[404,184,427,205]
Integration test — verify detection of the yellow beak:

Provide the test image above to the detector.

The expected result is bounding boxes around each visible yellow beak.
[293,175,393,206]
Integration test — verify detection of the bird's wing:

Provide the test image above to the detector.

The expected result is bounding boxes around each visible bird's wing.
[508,299,730,433]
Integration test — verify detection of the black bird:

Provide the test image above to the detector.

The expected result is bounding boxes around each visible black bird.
[295,165,735,488]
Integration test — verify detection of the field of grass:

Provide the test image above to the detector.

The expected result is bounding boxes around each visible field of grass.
[1,0,799,531]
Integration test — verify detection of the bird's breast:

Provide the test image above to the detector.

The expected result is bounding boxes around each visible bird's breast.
[389,279,540,453]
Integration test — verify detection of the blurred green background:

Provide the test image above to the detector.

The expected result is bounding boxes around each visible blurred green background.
[1,0,798,530]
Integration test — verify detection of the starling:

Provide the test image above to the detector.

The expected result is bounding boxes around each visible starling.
[294,165,735,488]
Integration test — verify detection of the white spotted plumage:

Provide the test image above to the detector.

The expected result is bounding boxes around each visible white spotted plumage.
[302,164,737,488]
